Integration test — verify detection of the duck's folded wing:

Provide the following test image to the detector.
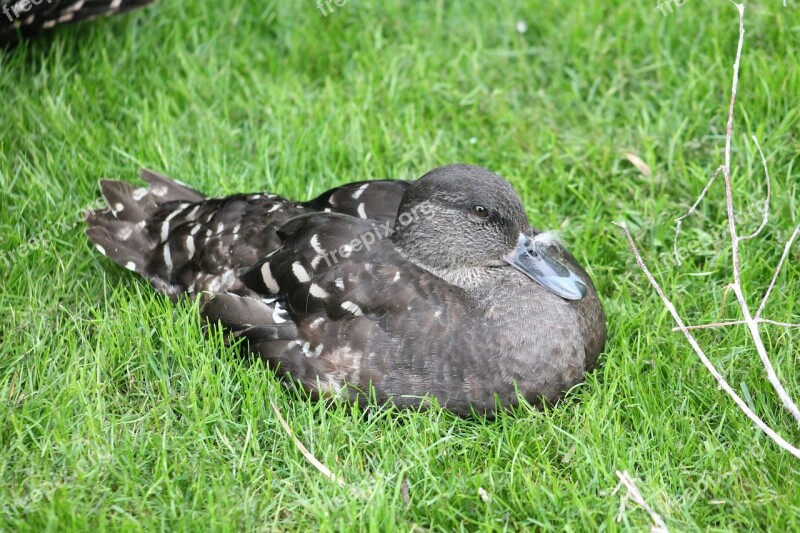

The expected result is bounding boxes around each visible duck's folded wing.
[239,212,469,323]
[207,212,485,409]
[302,180,408,222]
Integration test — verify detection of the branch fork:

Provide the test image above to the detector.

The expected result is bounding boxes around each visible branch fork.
[618,3,800,461]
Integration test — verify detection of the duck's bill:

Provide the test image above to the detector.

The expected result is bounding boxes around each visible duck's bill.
[502,233,587,301]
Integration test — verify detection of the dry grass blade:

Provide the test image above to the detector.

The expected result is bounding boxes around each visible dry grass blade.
[614,470,669,532]
[624,153,652,178]
[270,400,353,491]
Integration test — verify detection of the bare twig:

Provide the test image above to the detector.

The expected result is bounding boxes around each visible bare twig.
[728,281,800,428]
[721,3,745,285]
[675,318,800,331]
[673,165,724,265]
[718,9,800,421]
[756,224,800,319]
[616,222,800,459]
[270,400,352,490]
[614,470,670,532]
[740,136,771,241]
[665,3,800,430]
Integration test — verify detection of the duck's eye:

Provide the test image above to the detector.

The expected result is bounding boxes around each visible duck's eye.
[471,205,490,218]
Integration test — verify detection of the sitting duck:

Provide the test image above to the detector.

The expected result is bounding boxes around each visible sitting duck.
[86,164,606,416]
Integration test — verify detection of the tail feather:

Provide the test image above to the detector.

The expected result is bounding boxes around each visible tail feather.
[98,179,158,222]
[86,169,207,294]
[87,168,296,301]
[85,210,153,274]
[200,292,298,342]
[139,169,206,203]
[86,170,304,367]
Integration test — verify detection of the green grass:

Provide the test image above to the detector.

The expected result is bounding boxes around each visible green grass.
[1,0,799,530]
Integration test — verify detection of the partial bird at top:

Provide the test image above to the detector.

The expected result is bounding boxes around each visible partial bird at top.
[0,0,153,47]
[86,164,607,416]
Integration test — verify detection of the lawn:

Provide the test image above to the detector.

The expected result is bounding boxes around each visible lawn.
[1,0,799,530]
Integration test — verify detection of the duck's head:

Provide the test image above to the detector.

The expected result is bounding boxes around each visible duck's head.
[391,164,587,300]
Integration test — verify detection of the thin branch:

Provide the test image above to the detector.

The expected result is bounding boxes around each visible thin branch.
[673,165,725,266]
[622,0,800,463]
[675,318,800,331]
[615,221,800,459]
[746,319,797,328]
[716,3,800,428]
[740,136,771,241]
[730,282,800,426]
[721,2,745,286]
[756,224,800,319]
[614,470,670,533]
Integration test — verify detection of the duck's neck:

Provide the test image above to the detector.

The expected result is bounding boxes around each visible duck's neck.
[394,245,498,293]
[391,216,503,293]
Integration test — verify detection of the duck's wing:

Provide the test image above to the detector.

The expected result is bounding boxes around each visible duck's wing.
[303,179,408,222]
[200,211,487,412]
[85,169,405,300]
[0,0,153,47]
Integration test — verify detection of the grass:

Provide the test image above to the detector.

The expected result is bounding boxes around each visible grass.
[1,0,799,530]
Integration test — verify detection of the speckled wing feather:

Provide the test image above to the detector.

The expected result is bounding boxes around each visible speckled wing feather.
[0,0,153,46]
[86,169,407,295]
[301,180,408,222]
[86,169,305,299]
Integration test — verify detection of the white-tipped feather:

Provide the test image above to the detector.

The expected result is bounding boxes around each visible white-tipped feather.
[309,283,329,299]
[260,262,280,293]
[292,261,311,283]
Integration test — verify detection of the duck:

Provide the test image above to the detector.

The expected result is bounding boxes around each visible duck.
[86,164,606,416]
